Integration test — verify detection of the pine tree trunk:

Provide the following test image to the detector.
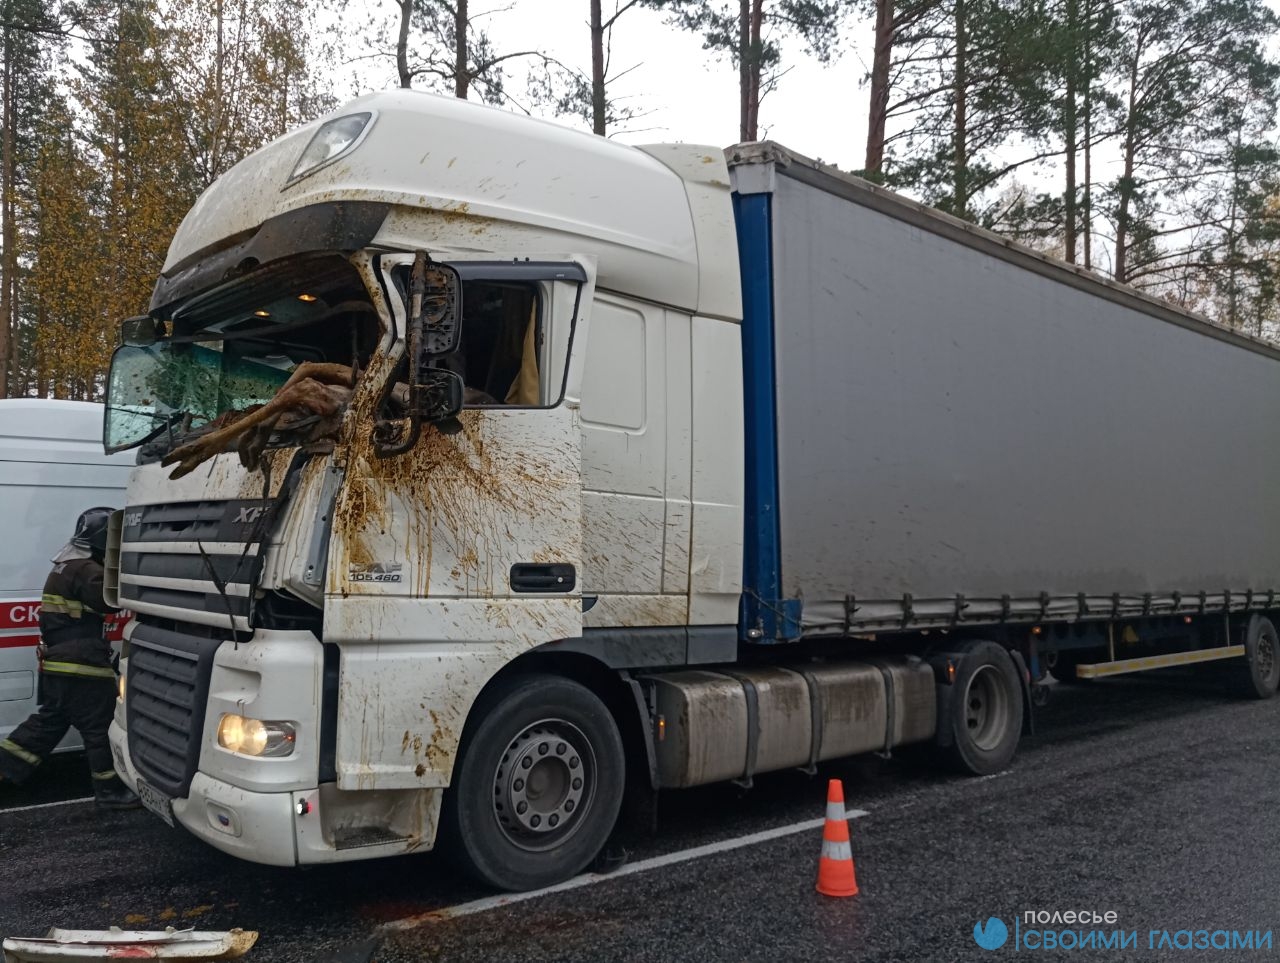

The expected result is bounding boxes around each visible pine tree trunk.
[1114,53,1139,284]
[865,0,893,173]
[1225,134,1241,328]
[1082,0,1095,267]
[1063,0,1078,262]
[746,0,763,140]
[0,14,14,398]
[454,0,469,98]
[212,0,224,180]
[739,0,750,140]
[590,0,606,135]
[396,0,413,88]
[953,0,968,216]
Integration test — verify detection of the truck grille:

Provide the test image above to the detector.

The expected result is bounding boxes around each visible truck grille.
[120,498,274,797]
[126,622,221,797]
[119,499,274,633]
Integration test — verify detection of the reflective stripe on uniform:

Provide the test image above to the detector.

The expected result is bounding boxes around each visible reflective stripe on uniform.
[91,769,118,781]
[40,593,96,618]
[41,661,115,679]
[0,739,41,767]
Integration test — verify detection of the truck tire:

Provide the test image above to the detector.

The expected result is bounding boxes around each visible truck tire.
[942,641,1023,776]
[1242,616,1280,699]
[441,673,625,892]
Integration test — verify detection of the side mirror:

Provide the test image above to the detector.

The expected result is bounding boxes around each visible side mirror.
[409,250,462,356]
[373,368,465,458]
[374,252,465,459]
[419,368,465,423]
[120,316,161,347]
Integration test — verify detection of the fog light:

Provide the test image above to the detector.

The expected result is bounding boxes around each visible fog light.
[217,713,296,757]
[117,673,125,703]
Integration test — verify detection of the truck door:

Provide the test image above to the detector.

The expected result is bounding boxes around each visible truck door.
[323,255,593,791]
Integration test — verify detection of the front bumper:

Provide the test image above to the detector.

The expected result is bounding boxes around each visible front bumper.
[109,718,441,865]
[110,717,299,865]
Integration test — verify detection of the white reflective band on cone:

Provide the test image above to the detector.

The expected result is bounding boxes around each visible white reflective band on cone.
[821,839,853,861]
[826,802,847,821]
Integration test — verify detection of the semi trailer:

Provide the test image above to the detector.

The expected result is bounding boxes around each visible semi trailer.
[105,90,1280,892]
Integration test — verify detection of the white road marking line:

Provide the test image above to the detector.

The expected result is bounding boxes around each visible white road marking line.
[379,806,870,934]
[1,796,93,814]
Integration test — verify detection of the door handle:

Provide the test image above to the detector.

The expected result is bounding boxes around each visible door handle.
[510,563,576,593]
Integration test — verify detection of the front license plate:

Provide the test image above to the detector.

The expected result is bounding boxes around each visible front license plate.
[137,780,174,827]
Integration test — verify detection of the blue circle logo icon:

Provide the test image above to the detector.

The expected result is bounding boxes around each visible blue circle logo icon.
[974,918,1009,950]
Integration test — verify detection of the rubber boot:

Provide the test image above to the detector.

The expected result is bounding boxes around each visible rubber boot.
[93,777,141,811]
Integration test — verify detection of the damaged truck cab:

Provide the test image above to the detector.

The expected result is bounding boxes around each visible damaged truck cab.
[106,91,752,887]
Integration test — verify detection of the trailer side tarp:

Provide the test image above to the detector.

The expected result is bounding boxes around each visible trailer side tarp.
[730,145,1280,633]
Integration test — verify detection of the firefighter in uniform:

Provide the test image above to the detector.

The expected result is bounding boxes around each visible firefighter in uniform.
[0,507,139,809]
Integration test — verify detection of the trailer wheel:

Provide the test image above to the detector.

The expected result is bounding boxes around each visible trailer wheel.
[1242,616,1280,699]
[943,642,1023,775]
[441,673,625,892]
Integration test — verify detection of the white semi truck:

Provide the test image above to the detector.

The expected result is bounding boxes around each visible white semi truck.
[105,90,1280,892]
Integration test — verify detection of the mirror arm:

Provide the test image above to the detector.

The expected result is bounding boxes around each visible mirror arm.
[371,252,464,460]
[374,252,429,459]
[373,375,422,458]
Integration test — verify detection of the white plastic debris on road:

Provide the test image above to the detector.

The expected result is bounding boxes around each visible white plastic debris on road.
[2,927,257,961]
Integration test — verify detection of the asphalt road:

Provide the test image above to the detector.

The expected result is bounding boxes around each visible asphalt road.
[3,666,1279,962]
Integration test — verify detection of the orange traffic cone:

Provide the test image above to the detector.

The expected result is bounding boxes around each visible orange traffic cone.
[816,778,859,897]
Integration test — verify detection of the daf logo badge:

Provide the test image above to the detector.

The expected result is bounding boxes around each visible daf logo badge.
[348,562,403,583]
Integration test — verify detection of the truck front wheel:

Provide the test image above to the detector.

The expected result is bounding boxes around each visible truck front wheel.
[942,641,1023,775]
[441,673,625,892]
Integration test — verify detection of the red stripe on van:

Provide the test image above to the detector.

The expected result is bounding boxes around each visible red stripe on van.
[0,633,39,648]
[0,601,41,630]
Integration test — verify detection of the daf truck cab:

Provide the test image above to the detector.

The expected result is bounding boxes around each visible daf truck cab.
[105,90,766,892]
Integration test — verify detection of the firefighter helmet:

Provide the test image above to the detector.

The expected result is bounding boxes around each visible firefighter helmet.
[71,506,115,557]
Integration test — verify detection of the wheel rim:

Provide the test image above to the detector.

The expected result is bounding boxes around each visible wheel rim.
[964,665,1011,752]
[492,718,596,853]
[1258,631,1277,686]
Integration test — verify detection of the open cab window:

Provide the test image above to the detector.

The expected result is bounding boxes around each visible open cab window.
[379,257,587,411]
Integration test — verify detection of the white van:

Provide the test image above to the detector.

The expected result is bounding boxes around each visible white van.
[0,400,134,750]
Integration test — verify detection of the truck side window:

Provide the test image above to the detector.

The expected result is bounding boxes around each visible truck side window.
[456,282,540,406]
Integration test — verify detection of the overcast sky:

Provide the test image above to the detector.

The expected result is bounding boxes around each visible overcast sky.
[335,1,876,166]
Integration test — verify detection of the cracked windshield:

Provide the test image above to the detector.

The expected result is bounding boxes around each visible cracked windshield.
[104,254,377,452]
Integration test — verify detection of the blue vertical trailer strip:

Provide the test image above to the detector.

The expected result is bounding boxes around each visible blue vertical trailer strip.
[732,189,802,643]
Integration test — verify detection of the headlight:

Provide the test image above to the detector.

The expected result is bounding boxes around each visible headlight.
[117,673,125,703]
[217,714,296,757]
[286,112,374,186]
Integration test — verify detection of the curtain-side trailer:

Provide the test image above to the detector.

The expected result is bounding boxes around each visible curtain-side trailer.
[103,92,1280,893]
